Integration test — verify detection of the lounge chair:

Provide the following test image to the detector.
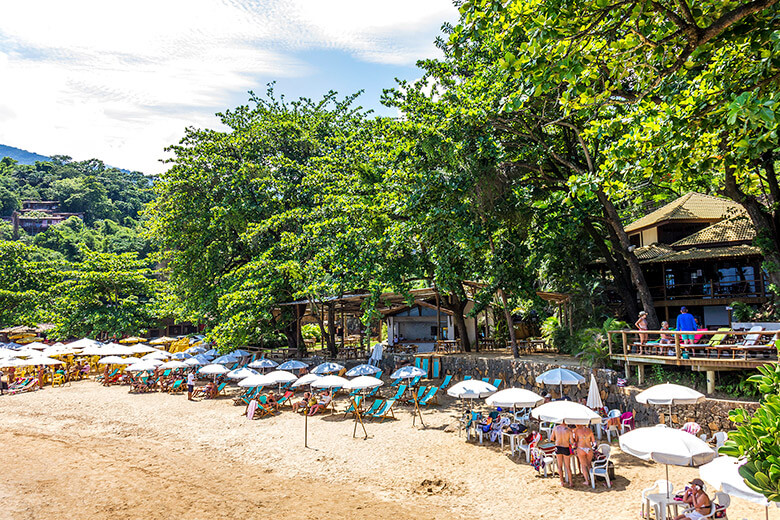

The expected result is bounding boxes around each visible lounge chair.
[276,390,294,408]
[700,328,736,358]
[168,379,184,393]
[491,378,502,389]
[368,399,396,422]
[418,386,439,406]
[463,375,472,381]
[343,396,364,417]
[732,331,778,359]
[8,378,39,394]
[409,376,421,387]
[234,387,259,405]
[406,386,426,405]
[440,374,453,389]
[388,384,407,401]
[481,377,490,384]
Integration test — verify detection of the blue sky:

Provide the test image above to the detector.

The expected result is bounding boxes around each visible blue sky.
[0,1,457,174]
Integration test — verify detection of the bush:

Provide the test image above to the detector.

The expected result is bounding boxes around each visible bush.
[301,323,322,341]
[541,316,577,354]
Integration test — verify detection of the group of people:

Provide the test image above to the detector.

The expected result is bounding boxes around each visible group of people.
[549,423,597,487]
[291,390,332,415]
[634,306,703,346]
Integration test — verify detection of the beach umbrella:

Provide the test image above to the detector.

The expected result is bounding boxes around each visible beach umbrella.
[158,360,188,370]
[311,362,344,375]
[586,373,604,410]
[292,373,321,388]
[700,456,771,519]
[125,360,162,372]
[119,336,146,344]
[447,380,497,399]
[535,367,585,397]
[170,352,192,360]
[310,374,349,389]
[24,342,48,350]
[204,348,220,357]
[99,343,136,356]
[99,356,135,365]
[345,364,381,377]
[185,346,206,355]
[199,364,229,376]
[22,356,65,366]
[232,349,251,357]
[248,358,278,370]
[343,376,384,439]
[183,357,205,367]
[531,401,601,425]
[278,359,309,371]
[486,388,544,409]
[390,365,426,380]
[636,383,705,424]
[620,426,716,498]
[67,338,101,350]
[238,374,272,388]
[227,367,260,380]
[148,336,177,345]
[0,358,19,368]
[265,370,298,384]
[142,351,170,361]
[213,353,239,365]
[125,343,160,354]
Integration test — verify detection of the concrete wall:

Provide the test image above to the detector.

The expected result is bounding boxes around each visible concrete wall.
[379,354,758,435]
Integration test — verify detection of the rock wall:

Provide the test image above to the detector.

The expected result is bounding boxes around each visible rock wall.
[380,354,758,435]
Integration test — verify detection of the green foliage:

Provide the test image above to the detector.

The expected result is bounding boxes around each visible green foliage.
[575,318,629,368]
[730,301,757,322]
[301,324,321,341]
[541,316,576,354]
[721,364,780,503]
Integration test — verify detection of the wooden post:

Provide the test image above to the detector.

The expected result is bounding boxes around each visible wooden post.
[436,290,441,341]
[674,332,681,360]
[341,309,346,351]
[621,331,628,356]
[607,331,613,356]
[637,364,645,385]
[706,370,715,394]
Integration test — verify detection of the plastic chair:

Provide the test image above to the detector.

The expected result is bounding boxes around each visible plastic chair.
[620,411,635,434]
[531,447,557,478]
[590,444,612,488]
[642,480,674,519]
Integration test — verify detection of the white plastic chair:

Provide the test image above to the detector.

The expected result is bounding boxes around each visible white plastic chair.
[591,444,612,488]
[539,421,555,440]
[641,480,674,519]
[621,411,635,434]
[531,447,557,478]
[517,432,541,463]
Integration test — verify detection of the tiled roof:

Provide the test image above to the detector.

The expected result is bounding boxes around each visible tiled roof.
[634,244,675,261]
[671,217,755,247]
[625,192,745,233]
[643,245,761,264]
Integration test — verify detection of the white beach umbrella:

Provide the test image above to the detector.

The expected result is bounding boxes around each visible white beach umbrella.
[636,382,705,424]
[278,360,309,371]
[21,356,65,366]
[99,343,135,356]
[213,353,239,364]
[199,364,229,375]
[292,373,321,388]
[345,364,381,377]
[158,360,188,370]
[0,358,19,368]
[249,358,278,370]
[184,357,205,367]
[25,341,48,350]
[311,362,345,375]
[390,366,426,380]
[99,356,135,365]
[531,401,601,425]
[126,343,160,354]
[142,351,171,361]
[238,374,272,388]
[700,455,773,519]
[447,380,497,399]
[265,370,298,384]
[227,367,260,380]
[343,376,384,391]
[170,352,192,360]
[620,426,716,498]
[536,367,585,397]
[311,374,349,389]
[586,373,604,410]
[125,360,162,372]
[486,388,544,409]
[185,346,206,355]
[232,349,251,357]
[67,338,101,350]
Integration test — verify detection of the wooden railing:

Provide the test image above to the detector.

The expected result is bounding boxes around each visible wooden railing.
[606,329,777,361]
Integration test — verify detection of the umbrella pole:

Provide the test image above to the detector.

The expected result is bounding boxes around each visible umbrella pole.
[666,464,670,499]
[304,410,309,448]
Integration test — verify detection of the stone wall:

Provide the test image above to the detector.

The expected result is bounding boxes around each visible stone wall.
[380,354,758,435]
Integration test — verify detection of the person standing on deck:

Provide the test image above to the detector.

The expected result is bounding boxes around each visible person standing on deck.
[676,306,698,345]
[634,311,649,346]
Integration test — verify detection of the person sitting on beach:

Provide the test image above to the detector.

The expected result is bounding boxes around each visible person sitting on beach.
[292,392,311,413]
[205,381,218,399]
[573,424,596,486]
[102,365,111,386]
[308,391,332,416]
[265,392,279,411]
[674,479,712,520]
[550,423,574,487]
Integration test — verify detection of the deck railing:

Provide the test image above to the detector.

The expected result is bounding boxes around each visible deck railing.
[606,329,778,361]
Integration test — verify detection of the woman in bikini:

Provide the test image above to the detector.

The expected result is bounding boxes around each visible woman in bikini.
[573,424,596,486]
[635,311,649,347]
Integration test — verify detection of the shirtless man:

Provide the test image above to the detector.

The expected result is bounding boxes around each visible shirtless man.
[674,479,712,520]
[550,423,573,487]
[573,424,595,485]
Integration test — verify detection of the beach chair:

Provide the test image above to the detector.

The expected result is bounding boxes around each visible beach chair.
[530,447,557,478]
[517,431,542,462]
[701,328,736,358]
[481,377,490,384]
[491,378,502,389]
[276,390,294,408]
[406,386,426,405]
[8,378,39,394]
[364,399,383,417]
[343,395,364,417]
[368,399,396,422]
[463,411,482,441]
[52,373,66,387]
[440,374,453,389]
[732,331,778,359]
[418,386,439,406]
[365,387,379,399]
[590,444,612,488]
[214,382,228,397]
[233,387,259,405]
[409,376,421,387]
[250,400,276,419]
[374,369,383,380]
[642,480,674,520]
[168,379,184,393]
[388,384,407,401]
[463,375,472,381]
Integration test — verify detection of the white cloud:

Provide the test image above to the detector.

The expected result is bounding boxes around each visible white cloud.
[0,0,457,174]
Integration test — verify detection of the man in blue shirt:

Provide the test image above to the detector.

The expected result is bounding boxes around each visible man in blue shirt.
[676,306,698,344]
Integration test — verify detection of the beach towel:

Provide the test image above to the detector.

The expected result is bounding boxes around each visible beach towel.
[369,343,383,366]
[681,422,701,436]
[246,400,258,420]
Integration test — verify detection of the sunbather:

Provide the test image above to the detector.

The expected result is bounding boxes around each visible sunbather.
[292,392,312,413]
[308,391,332,415]
[573,424,595,486]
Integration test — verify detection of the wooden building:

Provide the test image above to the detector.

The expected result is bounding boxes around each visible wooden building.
[623,192,767,327]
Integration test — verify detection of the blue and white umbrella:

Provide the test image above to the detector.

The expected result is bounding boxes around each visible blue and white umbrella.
[185,346,206,355]
[204,348,220,357]
[265,370,298,384]
[390,366,426,380]
[311,362,344,375]
[278,360,309,371]
[199,364,229,376]
[213,353,239,365]
[171,352,192,360]
[249,358,278,369]
[192,354,211,365]
[184,357,205,366]
[232,349,251,357]
[227,366,259,380]
[345,364,381,377]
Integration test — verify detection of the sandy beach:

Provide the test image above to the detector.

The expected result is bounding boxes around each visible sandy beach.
[0,381,771,520]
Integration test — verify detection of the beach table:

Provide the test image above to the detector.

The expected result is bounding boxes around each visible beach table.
[645,493,680,520]
[500,431,524,454]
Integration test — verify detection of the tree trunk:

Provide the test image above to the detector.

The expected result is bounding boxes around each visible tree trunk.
[449,292,472,352]
[596,189,660,329]
[583,218,639,320]
[327,302,338,358]
[723,148,780,292]
[498,289,519,358]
